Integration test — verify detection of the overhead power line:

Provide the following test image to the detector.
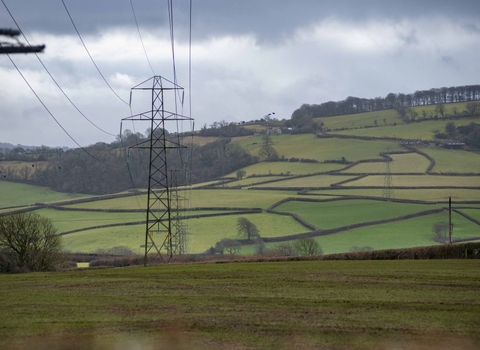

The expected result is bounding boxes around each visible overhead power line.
[61,0,130,106]
[129,0,155,75]
[1,0,116,137]
[4,53,103,163]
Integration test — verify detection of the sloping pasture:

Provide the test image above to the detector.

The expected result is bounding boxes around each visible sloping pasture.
[250,174,357,188]
[0,181,89,208]
[346,175,480,187]
[222,175,288,187]
[309,188,480,202]
[316,109,402,130]
[240,210,480,255]
[35,208,145,233]
[307,210,480,254]
[410,101,470,116]
[456,208,480,222]
[340,152,431,173]
[62,212,308,254]
[273,199,444,230]
[332,116,480,140]
[418,146,480,173]
[227,160,344,177]
[234,134,403,162]
[62,224,145,254]
[63,189,301,210]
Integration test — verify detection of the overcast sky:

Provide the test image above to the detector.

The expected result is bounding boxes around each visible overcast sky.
[1,0,480,148]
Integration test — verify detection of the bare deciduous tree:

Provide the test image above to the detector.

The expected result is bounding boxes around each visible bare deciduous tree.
[0,213,64,272]
[435,103,446,118]
[237,217,260,241]
[432,222,449,244]
[273,242,297,256]
[216,238,241,255]
[294,238,323,256]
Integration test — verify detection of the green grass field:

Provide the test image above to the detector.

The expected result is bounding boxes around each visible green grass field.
[0,260,479,349]
[310,188,480,202]
[234,134,403,162]
[316,109,402,130]
[311,211,480,253]
[0,181,88,208]
[241,209,480,256]
[341,152,431,173]
[347,174,480,187]
[419,146,480,173]
[2,104,480,256]
[63,189,300,211]
[227,161,344,177]
[36,208,145,233]
[250,174,357,188]
[314,103,472,132]
[274,199,443,230]
[331,116,480,140]
[62,211,309,254]
[222,175,288,187]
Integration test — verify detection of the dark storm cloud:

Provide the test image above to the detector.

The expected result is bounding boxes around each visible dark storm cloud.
[462,22,480,34]
[1,0,480,147]
[2,0,480,40]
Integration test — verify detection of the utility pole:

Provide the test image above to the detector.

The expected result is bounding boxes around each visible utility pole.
[123,76,193,265]
[0,29,45,54]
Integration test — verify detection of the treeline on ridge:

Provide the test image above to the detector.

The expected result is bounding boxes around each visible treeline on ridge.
[0,130,257,195]
[293,84,480,118]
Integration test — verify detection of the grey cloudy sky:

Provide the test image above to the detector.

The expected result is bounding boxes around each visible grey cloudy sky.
[1,0,480,147]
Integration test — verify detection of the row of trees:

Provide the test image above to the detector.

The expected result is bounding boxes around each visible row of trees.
[0,145,64,161]
[292,84,480,119]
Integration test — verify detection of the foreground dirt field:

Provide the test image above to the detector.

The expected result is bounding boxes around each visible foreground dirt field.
[1,259,479,349]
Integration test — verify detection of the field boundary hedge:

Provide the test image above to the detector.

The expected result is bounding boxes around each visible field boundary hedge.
[41,205,262,213]
[453,208,480,226]
[58,209,263,235]
[258,208,445,243]
[268,196,445,210]
[320,242,480,260]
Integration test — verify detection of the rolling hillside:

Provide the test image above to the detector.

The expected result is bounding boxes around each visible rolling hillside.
[1,107,480,256]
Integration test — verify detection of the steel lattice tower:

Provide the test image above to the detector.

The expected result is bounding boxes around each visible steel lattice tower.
[123,76,193,265]
[382,149,394,200]
[169,169,189,255]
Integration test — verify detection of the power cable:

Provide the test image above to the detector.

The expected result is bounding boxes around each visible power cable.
[1,0,116,137]
[129,0,155,76]
[3,52,104,163]
[189,0,192,123]
[61,0,130,106]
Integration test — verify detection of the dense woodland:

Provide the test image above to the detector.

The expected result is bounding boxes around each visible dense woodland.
[1,84,480,195]
[0,130,257,194]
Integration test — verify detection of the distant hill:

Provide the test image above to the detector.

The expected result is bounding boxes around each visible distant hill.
[0,142,34,150]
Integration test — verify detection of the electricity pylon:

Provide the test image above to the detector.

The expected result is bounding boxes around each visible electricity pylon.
[122,76,193,265]
[169,169,189,255]
[382,149,394,200]
[0,29,45,54]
